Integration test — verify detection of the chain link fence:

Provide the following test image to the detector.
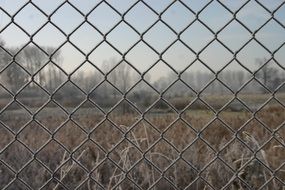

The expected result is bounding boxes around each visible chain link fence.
[0,0,285,189]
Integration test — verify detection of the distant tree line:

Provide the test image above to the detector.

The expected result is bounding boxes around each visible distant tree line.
[0,39,63,95]
[0,38,284,109]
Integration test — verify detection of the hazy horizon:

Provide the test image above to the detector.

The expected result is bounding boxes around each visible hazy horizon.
[0,0,285,82]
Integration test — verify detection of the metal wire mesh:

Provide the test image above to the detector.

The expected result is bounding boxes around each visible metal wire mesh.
[0,0,284,189]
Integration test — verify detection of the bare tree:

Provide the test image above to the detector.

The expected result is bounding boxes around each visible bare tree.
[45,47,63,93]
[16,45,47,86]
[106,58,133,94]
[105,57,134,113]
[0,41,28,93]
[255,58,279,92]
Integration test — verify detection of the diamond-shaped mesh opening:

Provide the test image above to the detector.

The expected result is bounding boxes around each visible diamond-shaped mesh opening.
[109,100,140,124]
[255,59,284,91]
[14,4,46,35]
[145,100,178,131]
[237,40,271,72]
[0,141,32,171]
[238,119,272,150]
[181,99,215,131]
[163,80,196,111]
[71,100,105,132]
[256,20,285,52]
[260,138,285,170]
[219,139,253,170]
[19,160,51,189]
[126,120,160,152]
[71,62,104,93]
[218,61,251,92]
[16,83,49,112]
[51,3,84,34]
[202,159,235,189]
[146,60,177,92]
[34,62,67,94]
[90,120,123,152]
[144,21,176,53]
[126,159,161,189]
[181,61,216,92]
[0,62,29,93]
[88,2,121,34]
[237,1,271,32]
[1,24,29,50]
[218,20,251,52]
[201,80,234,110]
[200,40,233,71]
[0,102,31,133]
[256,99,285,129]
[182,139,215,171]
[145,139,179,171]
[218,99,252,128]
[107,61,140,93]
[201,119,234,151]
[53,159,88,189]
[90,159,124,189]
[36,140,65,171]
[125,2,157,34]
[33,23,66,48]
[35,101,68,132]
[108,139,142,171]
[53,81,86,112]
[181,21,214,53]
[162,1,195,32]
[238,79,272,111]
[199,1,232,32]
[54,42,85,73]
[54,120,86,152]
[163,41,196,72]
[70,23,103,54]
[89,81,121,112]
[0,0,285,189]
[126,42,159,73]
[73,140,105,172]
[88,43,121,71]
[236,159,273,189]
[107,23,139,53]
[164,158,198,189]
[18,121,50,152]
[127,81,159,112]
[164,119,196,151]
[16,44,49,75]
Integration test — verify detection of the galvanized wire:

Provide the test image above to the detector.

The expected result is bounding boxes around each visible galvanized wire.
[0,0,285,189]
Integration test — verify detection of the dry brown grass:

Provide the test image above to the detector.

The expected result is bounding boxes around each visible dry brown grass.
[0,104,284,189]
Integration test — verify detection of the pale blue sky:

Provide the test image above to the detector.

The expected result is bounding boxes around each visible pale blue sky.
[0,0,284,81]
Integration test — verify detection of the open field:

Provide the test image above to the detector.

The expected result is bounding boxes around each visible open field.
[0,96,284,189]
